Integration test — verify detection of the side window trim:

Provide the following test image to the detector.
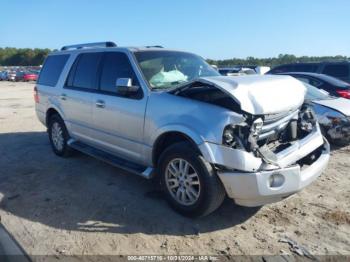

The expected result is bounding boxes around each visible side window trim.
[65,54,80,87]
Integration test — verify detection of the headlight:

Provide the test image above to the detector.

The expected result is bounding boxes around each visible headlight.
[299,105,317,132]
[223,125,235,146]
[250,118,263,136]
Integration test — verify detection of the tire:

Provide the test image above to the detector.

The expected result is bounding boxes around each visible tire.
[158,142,226,217]
[48,114,72,157]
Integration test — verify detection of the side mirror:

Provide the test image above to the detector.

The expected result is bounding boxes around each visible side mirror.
[116,78,139,95]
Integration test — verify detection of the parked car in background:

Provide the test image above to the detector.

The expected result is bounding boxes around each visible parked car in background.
[7,71,17,81]
[219,66,270,76]
[267,61,350,83]
[0,71,8,81]
[275,72,350,99]
[303,82,350,145]
[7,71,26,82]
[14,71,25,81]
[35,42,329,217]
[218,67,256,76]
[23,71,39,82]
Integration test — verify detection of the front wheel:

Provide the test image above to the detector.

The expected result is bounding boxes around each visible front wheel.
[158,142,226,217]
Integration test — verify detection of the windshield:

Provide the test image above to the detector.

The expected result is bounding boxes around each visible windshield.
[134,51,220,89]
[303,82,332,101]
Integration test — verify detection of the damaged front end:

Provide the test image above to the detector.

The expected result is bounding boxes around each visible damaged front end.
[199,103,330,206]
[222,103,320,168]
[188,76,330,207]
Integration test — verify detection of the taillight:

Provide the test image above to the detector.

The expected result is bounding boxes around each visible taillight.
[336,89,350,99]
[34,86,39,103]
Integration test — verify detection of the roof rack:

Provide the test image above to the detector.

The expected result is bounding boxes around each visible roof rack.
[61,41,117,51]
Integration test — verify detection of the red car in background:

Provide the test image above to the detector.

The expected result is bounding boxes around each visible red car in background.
[23,71,39,82]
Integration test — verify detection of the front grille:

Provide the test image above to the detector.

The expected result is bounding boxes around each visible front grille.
[258,110,299,141]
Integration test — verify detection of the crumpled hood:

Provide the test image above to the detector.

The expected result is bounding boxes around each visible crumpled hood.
[197,75,306,115]
[313,97,350,116]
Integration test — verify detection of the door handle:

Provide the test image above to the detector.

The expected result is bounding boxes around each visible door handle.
[60,94,67,100]
[95,100,105,108]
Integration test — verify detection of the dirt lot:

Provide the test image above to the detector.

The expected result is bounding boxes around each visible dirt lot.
[0,81,349,258]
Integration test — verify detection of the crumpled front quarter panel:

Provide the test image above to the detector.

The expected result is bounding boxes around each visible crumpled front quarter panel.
[144,92,245,146]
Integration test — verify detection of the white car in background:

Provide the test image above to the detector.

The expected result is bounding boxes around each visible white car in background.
[304,82,350,145]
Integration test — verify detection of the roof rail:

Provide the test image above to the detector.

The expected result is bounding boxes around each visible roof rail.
[61,41,117,51]
[145,45,163,48]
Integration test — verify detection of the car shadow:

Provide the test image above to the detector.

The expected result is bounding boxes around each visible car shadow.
[330,142,350,151]
[0,131,260,236]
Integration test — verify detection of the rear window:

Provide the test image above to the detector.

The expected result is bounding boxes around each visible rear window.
[38,55,69,86]
[68,53,102,90]
[322,64,349,78]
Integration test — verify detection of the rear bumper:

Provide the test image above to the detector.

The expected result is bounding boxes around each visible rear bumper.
[199,124,330,206]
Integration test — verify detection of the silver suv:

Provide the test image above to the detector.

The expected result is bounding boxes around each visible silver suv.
[35,42,330,217]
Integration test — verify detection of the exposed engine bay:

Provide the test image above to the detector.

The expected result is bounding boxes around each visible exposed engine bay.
[173,83,320,167]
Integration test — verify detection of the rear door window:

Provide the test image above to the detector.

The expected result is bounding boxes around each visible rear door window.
[67,52,102,90]
[322,64,349,78]
[99,52,140,94]
[38,55,69,86]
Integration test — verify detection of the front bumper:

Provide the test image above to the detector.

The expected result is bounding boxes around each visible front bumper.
[199,125,330,206]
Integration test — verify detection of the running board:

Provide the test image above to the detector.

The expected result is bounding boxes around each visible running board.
[67,139,154,179]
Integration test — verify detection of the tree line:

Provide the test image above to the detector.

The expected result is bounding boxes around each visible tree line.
[0,47,348,68]
[207,54,349,68]
[0,48,51,66]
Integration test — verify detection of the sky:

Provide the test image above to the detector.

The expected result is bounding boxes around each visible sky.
[1,0,350,59]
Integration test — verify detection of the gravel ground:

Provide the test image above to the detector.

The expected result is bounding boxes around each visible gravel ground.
[0,81,349,259]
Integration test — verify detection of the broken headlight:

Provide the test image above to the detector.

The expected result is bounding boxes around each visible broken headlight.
[223,125,236,146]
[250,117,263,136]
[222,125,247,149]
[299,105,317,132]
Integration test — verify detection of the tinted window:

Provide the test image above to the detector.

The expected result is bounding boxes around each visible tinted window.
[293,64,318,72]
[218,69,229,75]
[322,64,349,78]
[317,74,350,89]
[38,55,69,86]
[295,76,323,87]
[100,52,139,93]
[296,77,310,84]
[270,65,294,73]
[69,53,102,89]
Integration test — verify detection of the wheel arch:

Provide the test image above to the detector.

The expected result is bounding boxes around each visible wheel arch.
[45,106,65,126]
[152,130,203,167]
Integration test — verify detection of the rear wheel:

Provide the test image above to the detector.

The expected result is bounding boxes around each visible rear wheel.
[158,142,226,217]
[48,114,72,157]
